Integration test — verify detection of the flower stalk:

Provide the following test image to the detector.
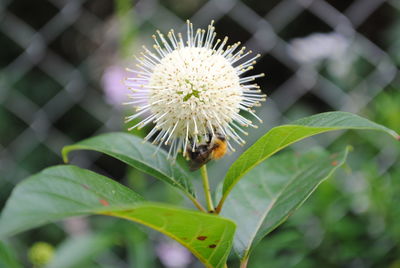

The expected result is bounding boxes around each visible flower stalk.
[200,165,214,212]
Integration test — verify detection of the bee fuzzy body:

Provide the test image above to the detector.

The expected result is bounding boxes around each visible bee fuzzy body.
[186,134,227,171]
[210,137,227,159]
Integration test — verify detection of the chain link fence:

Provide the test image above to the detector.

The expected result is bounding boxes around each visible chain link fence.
[0,0,399,263]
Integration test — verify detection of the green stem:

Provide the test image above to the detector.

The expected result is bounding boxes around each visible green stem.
[240,257,249,268]
[187,195,207,213]
[200,165,214,212]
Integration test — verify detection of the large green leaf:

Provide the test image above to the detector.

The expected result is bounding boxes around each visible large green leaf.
[221,147,350,261]
[102,205,235,268]
[217,112,399,211]
[0,166,235,268]
[62,132,196,200]
[0,165,144,236]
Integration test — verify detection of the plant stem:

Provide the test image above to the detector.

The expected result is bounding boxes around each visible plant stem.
[200,165,214,212]
[240,257,249,268]
[188,195,207,212]
[215,197,224,214]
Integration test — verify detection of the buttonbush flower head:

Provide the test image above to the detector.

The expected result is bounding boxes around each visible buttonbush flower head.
[125,20,266,159]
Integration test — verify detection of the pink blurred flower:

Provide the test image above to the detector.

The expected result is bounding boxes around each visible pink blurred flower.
[156,241,192,268]
[102,65,150,115]
[101,65,130,108]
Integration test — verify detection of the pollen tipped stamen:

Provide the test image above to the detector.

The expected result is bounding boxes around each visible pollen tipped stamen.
[128,114,157,131]
[126,68,151,76]
[143,127,159,142]
[239,73,265,83]
[164,121,179,145]
[231,121,249,136]
[125,108,151,123]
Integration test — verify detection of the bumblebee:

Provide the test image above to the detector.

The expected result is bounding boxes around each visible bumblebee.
[186,133,227,171]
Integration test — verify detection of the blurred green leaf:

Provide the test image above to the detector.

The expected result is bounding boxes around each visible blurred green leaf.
[115,0,137,57]
[125,225,156,268]
[218,111,399,212]
[0,241,22,268]
[0,166,235,268]
[372,91,400,130]
[221,147,350,261]
[46,233,114,268]
[62,132,196,200]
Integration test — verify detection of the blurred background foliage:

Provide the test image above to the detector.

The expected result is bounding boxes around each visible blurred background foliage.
[0,0,399,267]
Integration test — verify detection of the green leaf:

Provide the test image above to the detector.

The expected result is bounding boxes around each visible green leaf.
[0,165,144,237]
[0,166,235,268]
[0,241,22,268]
[125,224,156,268]
[218,112,399,211]
[47,233,115,268]
[102,205,235,268]
[221,147,350,260]
[62,132,196,200]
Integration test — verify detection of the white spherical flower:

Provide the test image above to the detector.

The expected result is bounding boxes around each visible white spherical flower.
[125,20,266,160]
